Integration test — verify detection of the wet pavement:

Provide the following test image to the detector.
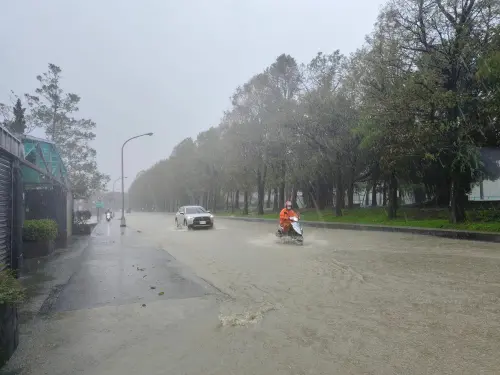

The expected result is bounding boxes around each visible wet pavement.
[3,212,500,374]
[1,220,219,375]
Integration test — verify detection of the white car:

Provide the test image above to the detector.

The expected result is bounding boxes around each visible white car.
[175,205,214,229]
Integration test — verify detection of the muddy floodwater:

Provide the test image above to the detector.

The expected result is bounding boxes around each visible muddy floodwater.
[127,213,500,374]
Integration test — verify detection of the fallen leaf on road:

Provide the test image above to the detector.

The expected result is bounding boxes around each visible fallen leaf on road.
[158,292,164,296]
[141,304,146,307]
[150,286,156,289]
[143,275,147,278]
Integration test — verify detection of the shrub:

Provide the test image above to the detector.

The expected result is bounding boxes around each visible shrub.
[0,268,25,305]
[23,219,58,241]
[73,210,91,225]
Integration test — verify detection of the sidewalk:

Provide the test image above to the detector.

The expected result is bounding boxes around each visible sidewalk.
[2,220,218,375]
[18,236,91,323]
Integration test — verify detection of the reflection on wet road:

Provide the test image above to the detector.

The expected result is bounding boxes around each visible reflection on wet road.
[3,212,500,374]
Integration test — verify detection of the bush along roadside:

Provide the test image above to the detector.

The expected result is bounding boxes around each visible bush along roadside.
[22,219,58,259]
[0,267,25,367]
[72,210,96,235]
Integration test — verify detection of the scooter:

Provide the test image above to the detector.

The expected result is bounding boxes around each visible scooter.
[105,212,112,222]
[276,215,304,245]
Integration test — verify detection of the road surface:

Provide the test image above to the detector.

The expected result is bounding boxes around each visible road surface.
[3,212,500,374]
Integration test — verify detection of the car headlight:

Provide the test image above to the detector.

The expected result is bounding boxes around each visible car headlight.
[187,216,193,220]
[210,214,214,218]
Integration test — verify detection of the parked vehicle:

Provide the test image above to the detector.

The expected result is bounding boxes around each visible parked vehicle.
[175,206,214,229]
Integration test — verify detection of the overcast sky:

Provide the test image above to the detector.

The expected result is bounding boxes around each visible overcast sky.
[0,0,385,191]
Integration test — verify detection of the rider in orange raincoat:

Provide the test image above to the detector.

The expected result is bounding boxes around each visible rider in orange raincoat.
[278,200,299,234]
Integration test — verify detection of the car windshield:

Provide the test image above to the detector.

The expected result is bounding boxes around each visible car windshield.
[185,206,206,214]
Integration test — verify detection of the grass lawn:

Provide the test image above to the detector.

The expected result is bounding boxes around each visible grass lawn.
[216,207,500,233]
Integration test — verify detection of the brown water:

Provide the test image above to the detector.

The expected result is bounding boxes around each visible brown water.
[126,213,500,375]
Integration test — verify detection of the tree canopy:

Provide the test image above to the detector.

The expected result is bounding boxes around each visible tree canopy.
[1,64,109,198]
[129,0,500,223]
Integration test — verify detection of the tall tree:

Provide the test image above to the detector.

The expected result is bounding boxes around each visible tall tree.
[26,63,109,198]
[9,99,27,134]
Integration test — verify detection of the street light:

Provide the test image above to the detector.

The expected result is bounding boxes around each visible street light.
[120,132,153,227]
[112,177,127,212]
[113,176,127,193]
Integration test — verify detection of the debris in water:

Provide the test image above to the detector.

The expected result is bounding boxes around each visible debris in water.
[150,286,156,290]
[218,305,278,327]
[141,304,146,307]
[158,291,164,296]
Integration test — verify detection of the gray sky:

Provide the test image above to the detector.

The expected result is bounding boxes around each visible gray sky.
[0,0,385,191]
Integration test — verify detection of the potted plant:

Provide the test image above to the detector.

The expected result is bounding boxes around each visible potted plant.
[22,219,58,259]
[0,267,25,366]
[72,210,95,235]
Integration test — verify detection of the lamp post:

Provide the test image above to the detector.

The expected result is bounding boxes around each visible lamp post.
[120,132,153,227]
[112,176,127,212]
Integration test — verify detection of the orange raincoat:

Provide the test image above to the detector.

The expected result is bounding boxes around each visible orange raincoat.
[279,208,299,232]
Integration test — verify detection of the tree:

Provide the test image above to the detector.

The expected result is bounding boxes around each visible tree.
[9,99,27,134]
[384,0,500,222]
[128,1,500,224]
[26,64,109,198]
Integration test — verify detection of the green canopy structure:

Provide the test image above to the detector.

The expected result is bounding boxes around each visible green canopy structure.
[21,134,70,190]
[20,134,73,243]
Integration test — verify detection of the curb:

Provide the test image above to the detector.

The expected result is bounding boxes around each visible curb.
[217,216,500,243]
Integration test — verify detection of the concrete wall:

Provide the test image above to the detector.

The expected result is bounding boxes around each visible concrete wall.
[470,179,500,201]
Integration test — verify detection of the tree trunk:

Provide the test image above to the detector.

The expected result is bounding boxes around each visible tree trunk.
[291,187,298,209]
[435,179,451,207]
[256,166,266,215]
[347,182,354,209]
[413,186,425,205]
[225,192,229,211]
[449,177,467,223]
[479,178,484,200]
[317,180,328,210]
[371,180,377,207]
[212,191,217,213]
[388,172,398,219]
[279,183,285,209]
[231,191,234,213]
[235,190,240,209]
[243,191,249,215]
[305,184,314,208]
[334,168,343,217]
[273,188,279,212]
[365,185,370,206]
[279,160,286,208]
[382,182,387,206]
[266,189,271,209]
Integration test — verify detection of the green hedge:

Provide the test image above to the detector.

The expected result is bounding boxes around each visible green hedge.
[0,268,25,305]
[23,219,58,241]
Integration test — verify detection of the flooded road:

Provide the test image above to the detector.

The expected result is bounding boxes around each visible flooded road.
[4,212,500,374]
[126,212,500,374]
